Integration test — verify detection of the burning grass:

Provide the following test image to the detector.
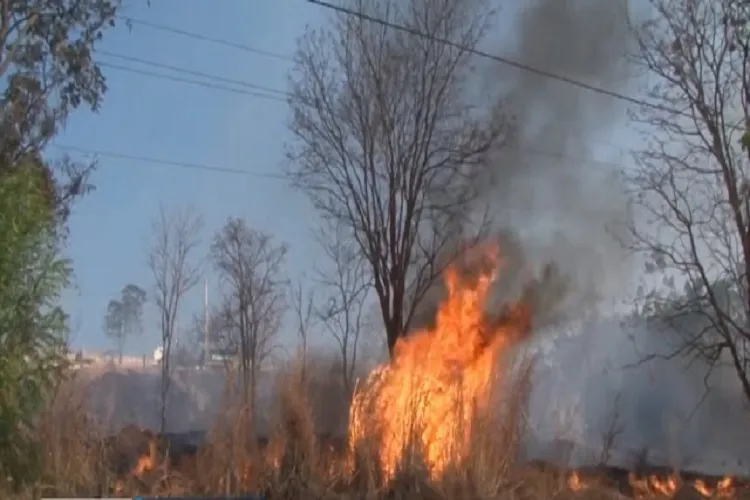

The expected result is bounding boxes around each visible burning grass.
[4,244,750,499]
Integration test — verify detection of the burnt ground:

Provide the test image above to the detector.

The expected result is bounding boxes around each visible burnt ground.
[96,427,750,498]
[97,426,348,493]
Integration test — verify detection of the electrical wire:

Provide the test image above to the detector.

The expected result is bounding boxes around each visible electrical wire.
[51,141,629,179]
[120,4,672,117]
[51,144,291,179]
[54,11,641,179]
[305,0,681,117]
[99,50,289,98]
[98,61,288,103]
[115,14,294,63]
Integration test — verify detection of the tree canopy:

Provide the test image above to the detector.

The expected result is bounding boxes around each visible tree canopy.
[0,0,123,488]
[0,165,72,487]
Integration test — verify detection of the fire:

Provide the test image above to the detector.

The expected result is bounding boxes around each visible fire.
[566,470,736,498]
[131,434,158,477]
[693,476,735,498]
[567,471,587,491]
[628,472,679,498]
[348,245,532,479]
[627,472,735,498]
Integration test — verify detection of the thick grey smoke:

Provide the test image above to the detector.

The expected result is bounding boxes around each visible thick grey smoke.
[526,316,750,475]
[485,0,750,474]
[412,0,635,332]
[481,0,634,311]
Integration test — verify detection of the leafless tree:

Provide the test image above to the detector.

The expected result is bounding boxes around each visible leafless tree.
[210,217,288,417]
[314,220,370,395]
[290,278,317,383]
[625,0,750,402]
[598,391,625,466]
[286,0,511,356]
[179,311,210,367]
[147,204,203,432]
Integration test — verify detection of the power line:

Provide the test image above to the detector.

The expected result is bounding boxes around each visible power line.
[115,4,698,123]
[91,57,634,164]
[51,142,628,179]
[120,7,651,114]
[98,61,288,103]
[95,51,627,152]
[51,144,291,179]
[116,14,294,63]
[99,50,289,98]
[305,0,681,117]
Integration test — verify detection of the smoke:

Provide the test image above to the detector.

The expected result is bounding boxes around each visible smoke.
[481,0,635,313]
[526,316,750,475]
[411,0,636,332]
[411,0,750,475]
[483,0,750,473]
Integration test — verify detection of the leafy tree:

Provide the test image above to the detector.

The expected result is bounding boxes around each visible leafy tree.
[104,284,147,363]
[0,0,124,219]
[104,299,124,358]
[0,0,125,489]
[0,165,71,489]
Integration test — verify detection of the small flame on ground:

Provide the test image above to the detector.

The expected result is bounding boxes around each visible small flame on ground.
[568,470,735,498]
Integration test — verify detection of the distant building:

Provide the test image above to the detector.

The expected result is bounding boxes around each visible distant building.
[208,347,237,363]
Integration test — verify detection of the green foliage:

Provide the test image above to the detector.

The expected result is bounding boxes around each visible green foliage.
[0,165,71,489]
[0,0,127,491]
[0,0,124,225]
[0,0,122,160]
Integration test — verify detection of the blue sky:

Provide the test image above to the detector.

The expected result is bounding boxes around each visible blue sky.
[58,0,327,354]
[54,0,639,356]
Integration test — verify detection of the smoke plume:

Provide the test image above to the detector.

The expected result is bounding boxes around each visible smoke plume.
[413,0,634,329]
[484,0,634,311]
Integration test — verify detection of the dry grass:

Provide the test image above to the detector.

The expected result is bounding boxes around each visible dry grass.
[2,354,747,499]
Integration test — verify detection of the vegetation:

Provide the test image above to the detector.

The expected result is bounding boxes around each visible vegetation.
[626,0,750,404]
[104,284,147,363]
[147,204,204,433]
[0,166,72,490]
[0,355,743,499]
[0,0,123,490]
[1,0,750,497]
[286,0,509,356]
[210,217,288,415]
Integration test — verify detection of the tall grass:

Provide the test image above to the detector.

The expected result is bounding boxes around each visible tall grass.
[0,353,718,499]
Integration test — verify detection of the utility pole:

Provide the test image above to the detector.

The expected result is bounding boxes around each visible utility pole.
[204,277,209,366]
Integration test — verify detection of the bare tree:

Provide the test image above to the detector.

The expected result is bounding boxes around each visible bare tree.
[286,0,510,356]
[598,391,625,466]
[147,204,203,432]
[314,220,370,395]
[626,0,750,402]
[290,278,317,383]
[178,311,210,367]
[210,217,288,417]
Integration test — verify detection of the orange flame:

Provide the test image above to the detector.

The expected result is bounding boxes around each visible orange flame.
[567,471,587,490]
[348,244,532,479]
[131,432,158,478]
[627,472,735,498]
[628,472,679,497]
[568,471,735,498]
